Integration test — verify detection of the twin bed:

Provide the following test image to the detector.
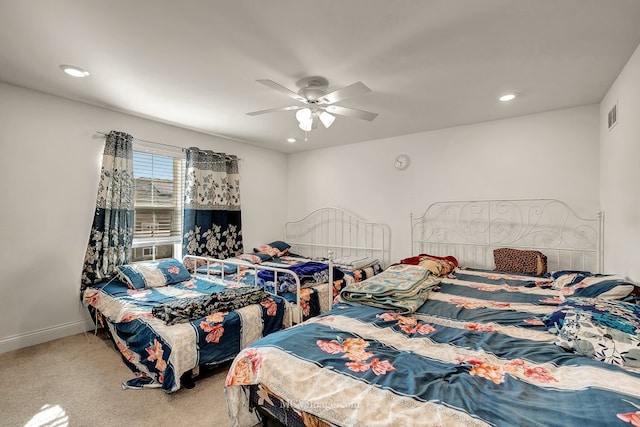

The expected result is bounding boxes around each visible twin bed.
[224,200,640,427]
[82,207,388,392]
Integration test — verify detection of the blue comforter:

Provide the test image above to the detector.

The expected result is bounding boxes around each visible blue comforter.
[225,269,640,426]
[83,276,286,393]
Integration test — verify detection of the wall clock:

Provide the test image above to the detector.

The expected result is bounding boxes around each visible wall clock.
[394,154,411,170]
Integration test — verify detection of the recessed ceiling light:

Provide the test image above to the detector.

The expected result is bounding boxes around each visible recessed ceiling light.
[498,93,517,102]
[287,138,296,143]
[60,64,90,78]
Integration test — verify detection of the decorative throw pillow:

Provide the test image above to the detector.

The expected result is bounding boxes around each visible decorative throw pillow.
[417,255,458,276]
[493,248,547,276]
[400,254,459,268]
[558,274,637,300]
[548,271,590,289]
[117,258,191,289]
[255,241,291,257]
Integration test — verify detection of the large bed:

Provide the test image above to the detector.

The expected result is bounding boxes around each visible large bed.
[224,199,640,426]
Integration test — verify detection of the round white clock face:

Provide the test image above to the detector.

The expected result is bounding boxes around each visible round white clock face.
[395,154,410,170]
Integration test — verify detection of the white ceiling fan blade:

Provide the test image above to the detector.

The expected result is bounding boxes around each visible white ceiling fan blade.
[319,81,371,104]
[246,105,303,116]
[324,105,378,121]
[256,79,308,103]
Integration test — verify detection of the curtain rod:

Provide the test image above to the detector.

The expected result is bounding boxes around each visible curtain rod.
[95,131,242,160]
[96,131,185,151]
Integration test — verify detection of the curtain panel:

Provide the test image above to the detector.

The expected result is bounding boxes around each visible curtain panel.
[182,147,243,259]
[81,131,134,289]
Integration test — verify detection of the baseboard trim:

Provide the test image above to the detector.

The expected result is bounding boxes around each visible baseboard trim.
[0,319,96,354]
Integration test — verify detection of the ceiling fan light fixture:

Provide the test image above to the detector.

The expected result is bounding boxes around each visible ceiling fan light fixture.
[298,118,313,132]
[295,107,312,123]
[319,111,335,128]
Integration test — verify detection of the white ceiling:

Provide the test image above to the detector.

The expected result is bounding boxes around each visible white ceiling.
[2,0,640,153]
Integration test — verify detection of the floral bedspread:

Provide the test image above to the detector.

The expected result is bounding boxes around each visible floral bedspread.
[225,269,640,426]
[83,276,286,393]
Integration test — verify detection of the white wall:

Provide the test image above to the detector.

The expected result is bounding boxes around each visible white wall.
[0,83,288,353]
[600,43,640,280]
[287,105,601,264]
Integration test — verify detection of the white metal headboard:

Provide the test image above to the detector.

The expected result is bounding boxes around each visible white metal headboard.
[285,207,390,267]
[411,199,603,273]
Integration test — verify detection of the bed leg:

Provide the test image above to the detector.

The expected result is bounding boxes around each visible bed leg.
[181,367,199,389]
[181,373,196,389]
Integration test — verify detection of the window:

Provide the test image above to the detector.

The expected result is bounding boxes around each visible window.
[131,144,184,262]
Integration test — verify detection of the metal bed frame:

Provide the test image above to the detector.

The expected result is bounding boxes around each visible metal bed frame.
[411,199,603,273]
[183,255,304,325]
[284,206,390,312]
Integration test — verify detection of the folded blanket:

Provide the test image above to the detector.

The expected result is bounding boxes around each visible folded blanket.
[152,287,271,325]
[340,264,439,314]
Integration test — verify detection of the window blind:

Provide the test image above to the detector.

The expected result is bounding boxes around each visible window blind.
[132,150,184,243]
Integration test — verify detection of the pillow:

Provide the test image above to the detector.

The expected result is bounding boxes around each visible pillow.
[117,258,191,289]
[556,274,637,300]
[548,270,592,280]
[493,248,547,276]
[554,306,640,369]
[417,256,458,277]
[400,254,459,268]
[254,241,291,257]
[547,270,590,289]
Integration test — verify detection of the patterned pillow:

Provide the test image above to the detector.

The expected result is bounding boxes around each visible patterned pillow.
[400,254,459,268]
[117,258,192,289]
[494,248,547,276]
[548,270,590,289]
[551,272,637,300]
[255,241,291,257]
[555,309,640,369]
[417,256,458,276]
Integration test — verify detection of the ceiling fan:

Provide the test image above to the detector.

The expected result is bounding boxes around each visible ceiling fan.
[246,76,378,132]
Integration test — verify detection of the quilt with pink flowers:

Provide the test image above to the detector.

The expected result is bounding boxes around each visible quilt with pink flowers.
[83,276,286,393]
[225,268,640,427]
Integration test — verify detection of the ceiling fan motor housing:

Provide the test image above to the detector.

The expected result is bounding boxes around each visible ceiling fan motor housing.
[296,76,329,102]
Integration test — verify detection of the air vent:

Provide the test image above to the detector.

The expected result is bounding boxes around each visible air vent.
[607,103,617,130]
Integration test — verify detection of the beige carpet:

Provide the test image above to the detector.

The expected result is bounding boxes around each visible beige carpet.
[0,332,232,427]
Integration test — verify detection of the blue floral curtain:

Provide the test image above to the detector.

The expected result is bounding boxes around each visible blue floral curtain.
[182,147,243,259]
[81,131,134,289]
